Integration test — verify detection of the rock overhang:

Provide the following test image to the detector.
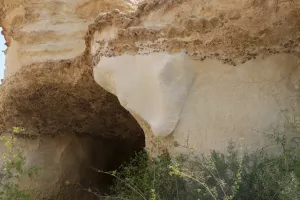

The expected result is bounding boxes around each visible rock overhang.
[94,52,195,137]
[0,1,299,198]
[0,0,300,157]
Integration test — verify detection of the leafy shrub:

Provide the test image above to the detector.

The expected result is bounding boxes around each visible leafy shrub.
[235,133,300,200]
[98,133,300,200]
[104,151,196,200]
[0,133,39,200]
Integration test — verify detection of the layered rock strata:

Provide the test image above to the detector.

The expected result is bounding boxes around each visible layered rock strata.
[91,0,300,153]
[0,0,300,198]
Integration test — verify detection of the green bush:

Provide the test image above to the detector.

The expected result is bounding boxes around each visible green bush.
[0,133,39,200]
[99,133,300,200]
[236,134,300,200]
[105,151,197,200]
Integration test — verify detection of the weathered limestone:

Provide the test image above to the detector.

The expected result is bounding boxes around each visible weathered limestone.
[0,0,145,199]
[0,0,140,78]
[0,132,144,200]
[94,53,300,153]
[0,0,300,198]
[168,54,300,153]
[90,0,300,153]
[94,52,195,137]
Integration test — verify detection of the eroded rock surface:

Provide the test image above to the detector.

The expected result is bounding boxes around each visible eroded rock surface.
[94,52,195,137]
[0,0,145,199]
[0,0,300,198]
[0,0,140,77]
[91,0,300,153]
[0,132,144,200]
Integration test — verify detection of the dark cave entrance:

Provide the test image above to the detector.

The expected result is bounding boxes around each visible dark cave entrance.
[67,107,145,199]
[0,57,146,199]
[75,131,145,198]
[60,85,146,199]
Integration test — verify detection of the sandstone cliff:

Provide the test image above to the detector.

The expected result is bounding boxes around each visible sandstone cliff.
[91,0,300,153]
[0,0,300,199]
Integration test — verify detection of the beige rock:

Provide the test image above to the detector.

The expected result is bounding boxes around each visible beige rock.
[94,52,195,137]
[0,0,140,78]
[94,53,300,154]
[0,0,300,198]
[168,54,300,154]
[0,1,144,198]
[0,132,144,200]
[89,0,300,154]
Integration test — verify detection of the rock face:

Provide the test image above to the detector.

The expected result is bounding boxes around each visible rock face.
[91,0,300,153]
[0,0,300,198]
[94,52,195,138]
[0,0,145,199]
[0,133,144,199]
[95,53,300,153]
[0,0,140,77]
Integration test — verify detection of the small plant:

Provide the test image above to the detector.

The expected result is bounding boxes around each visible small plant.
[167,139,245,200]
[0,130,39,200]
[102,151,192,200]
[12,127,25,135]
[90,131,300,200]
[80,114,300,200]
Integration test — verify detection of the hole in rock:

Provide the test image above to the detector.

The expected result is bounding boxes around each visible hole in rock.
[0,54,145,198]
[74,130,145,197]
[35,89,146,199]
[18,114,145,199]
[55,100,146,199]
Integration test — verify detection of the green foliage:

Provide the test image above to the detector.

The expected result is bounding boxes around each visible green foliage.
[167,142,244,200]
[105,151,195,200]
[101,133,300,200]
[236,133,300,200]
[0,133,39,200]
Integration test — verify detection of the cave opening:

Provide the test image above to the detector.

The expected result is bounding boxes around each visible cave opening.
[74,130,146,198]
[52,87,147,199]
[0,42,145,199]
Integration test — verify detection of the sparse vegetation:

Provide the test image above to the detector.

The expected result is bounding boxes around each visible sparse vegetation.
[88,125,300,200]
[2,122,300,200]
[0,129,39,200]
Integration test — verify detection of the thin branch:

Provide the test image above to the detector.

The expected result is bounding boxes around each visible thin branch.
[90,166,147,200]
[180,172,217,200]
[200,163,227,198]
[76,182,129,200]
